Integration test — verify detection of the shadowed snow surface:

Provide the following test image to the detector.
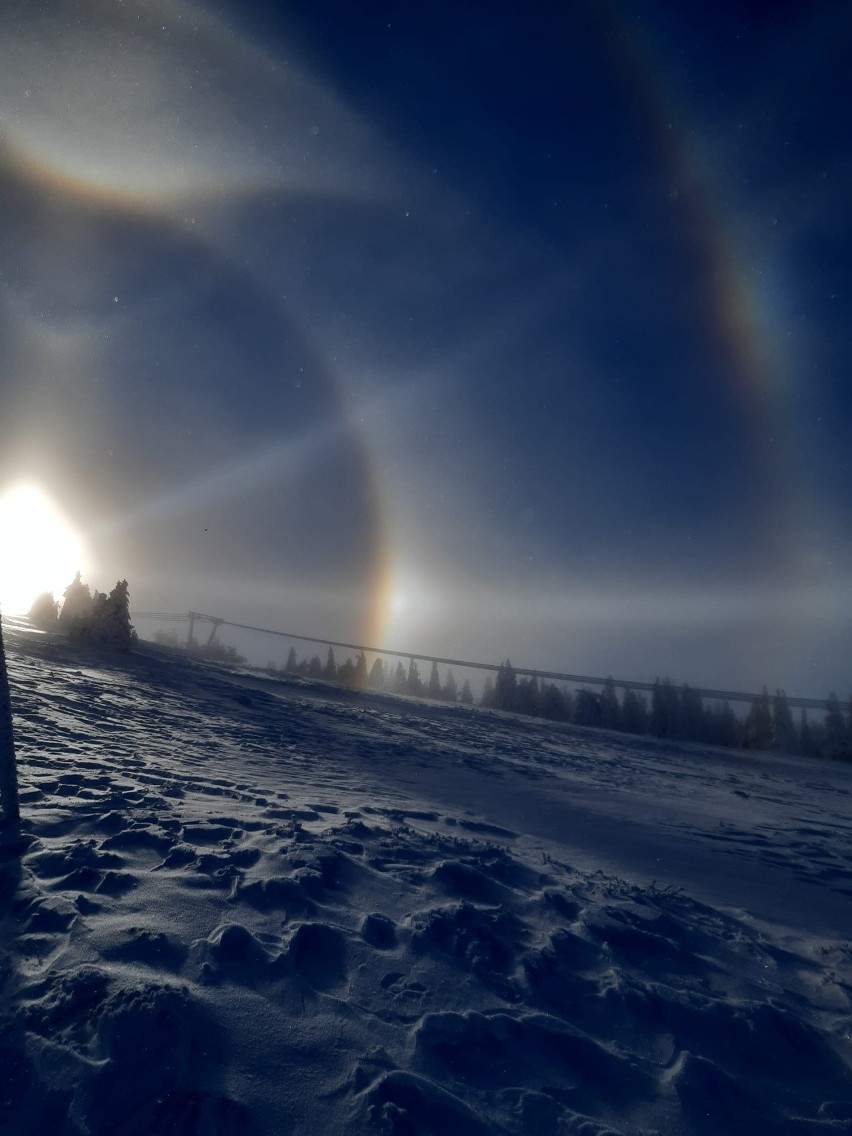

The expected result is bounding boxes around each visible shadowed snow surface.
[1,623,850,1135]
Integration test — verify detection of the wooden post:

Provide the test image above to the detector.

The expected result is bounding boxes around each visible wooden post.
[0,612,20,825]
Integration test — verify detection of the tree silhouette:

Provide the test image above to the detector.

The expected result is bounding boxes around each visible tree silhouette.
[494,660,517,711]
[600,678,621,730]
[29,592,58,630]
[621,688,648,735]
[442,669,458,702]
[743,687,773,749]
[427,661,442,700]
[407,659,423,697]
[823,693,847,759]
[771,691,797,753]
[369,658,386,690]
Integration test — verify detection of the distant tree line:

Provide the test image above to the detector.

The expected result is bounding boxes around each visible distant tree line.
[483,661,851,761]
[154,627,246,666]
[270,646,475,705]
[272,647,851,762]
[29,574,136,651]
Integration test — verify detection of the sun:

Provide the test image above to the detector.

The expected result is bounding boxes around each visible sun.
[0,484,88,616]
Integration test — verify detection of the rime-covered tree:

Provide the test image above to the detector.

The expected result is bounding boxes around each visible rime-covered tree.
[707,701,739,749]
[338,657,356,687]
[427,661,442,700]
[799,708,817,757]
[393,661,407,693]
[323,646,337,681]
[494,660,517,712]
[407,659,423,697]
[442,669,458,703]
[308,655,323,679]
[621,688,648,735]
[822,693,847,760]
[600,678,621,730]
[771,691,797,753]
[651,679,680,738]
[459,679,474,705]
[369,658,386,690]
[285,647,298,672]
[679,684,704,741]
[515,674,541,718]
[58,572,93,632]
[743,687,773,750]
[94,580,135,650]
[574,688,602,727]
[540,683,568,721]
[354,652,368,689]
[481,676,495,708]
[29,592,58,630]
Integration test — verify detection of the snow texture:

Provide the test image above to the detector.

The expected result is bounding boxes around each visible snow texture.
[1,620,850,1135]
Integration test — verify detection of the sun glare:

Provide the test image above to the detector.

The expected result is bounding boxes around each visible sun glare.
[0,485,88,616]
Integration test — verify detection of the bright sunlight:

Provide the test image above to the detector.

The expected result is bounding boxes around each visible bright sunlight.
[0,484,88,615]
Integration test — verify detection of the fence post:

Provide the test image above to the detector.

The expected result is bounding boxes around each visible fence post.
[0,613,20,825]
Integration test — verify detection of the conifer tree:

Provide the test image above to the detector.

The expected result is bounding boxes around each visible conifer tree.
[323,646,337,681]
[285,647,298,672]
[621,688,649,735]
[354,652,368,689]
[823,693,847,759]
[427,661,442,699]
[393,661,407,693]
[442,669,458,702]
[680,684,705,741]
[651,679,680,737]
[574,687,602,727]
[481,676,495,707]
[58,572,93,632]
[799,708,816,757]
[515,674,541,718]
[494,660,517,711]
[540,683,567,721]
[369,658,386,690]
[600,677,621,730]
[407,659,423,697]
[96,580,135,650]
[743,687,773,749]
[771,691,797,753]
[459,679,474,705]
[29,592,58,631]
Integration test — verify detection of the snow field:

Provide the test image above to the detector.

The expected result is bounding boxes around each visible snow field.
[0,627,850,1135]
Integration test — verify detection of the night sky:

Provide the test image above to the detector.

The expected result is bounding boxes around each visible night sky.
[0,0,849,696]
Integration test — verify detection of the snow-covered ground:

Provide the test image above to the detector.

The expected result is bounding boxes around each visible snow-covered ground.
[1,620,850,1135]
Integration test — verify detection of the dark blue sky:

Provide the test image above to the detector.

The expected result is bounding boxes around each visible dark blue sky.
[0,0,849,695]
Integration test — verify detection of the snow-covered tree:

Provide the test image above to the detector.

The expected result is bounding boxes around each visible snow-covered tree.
[427,661,442,700]
[442,669,458,703]
[369,658,386,690]
[29,592,58,630]
[58,572,93,632]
